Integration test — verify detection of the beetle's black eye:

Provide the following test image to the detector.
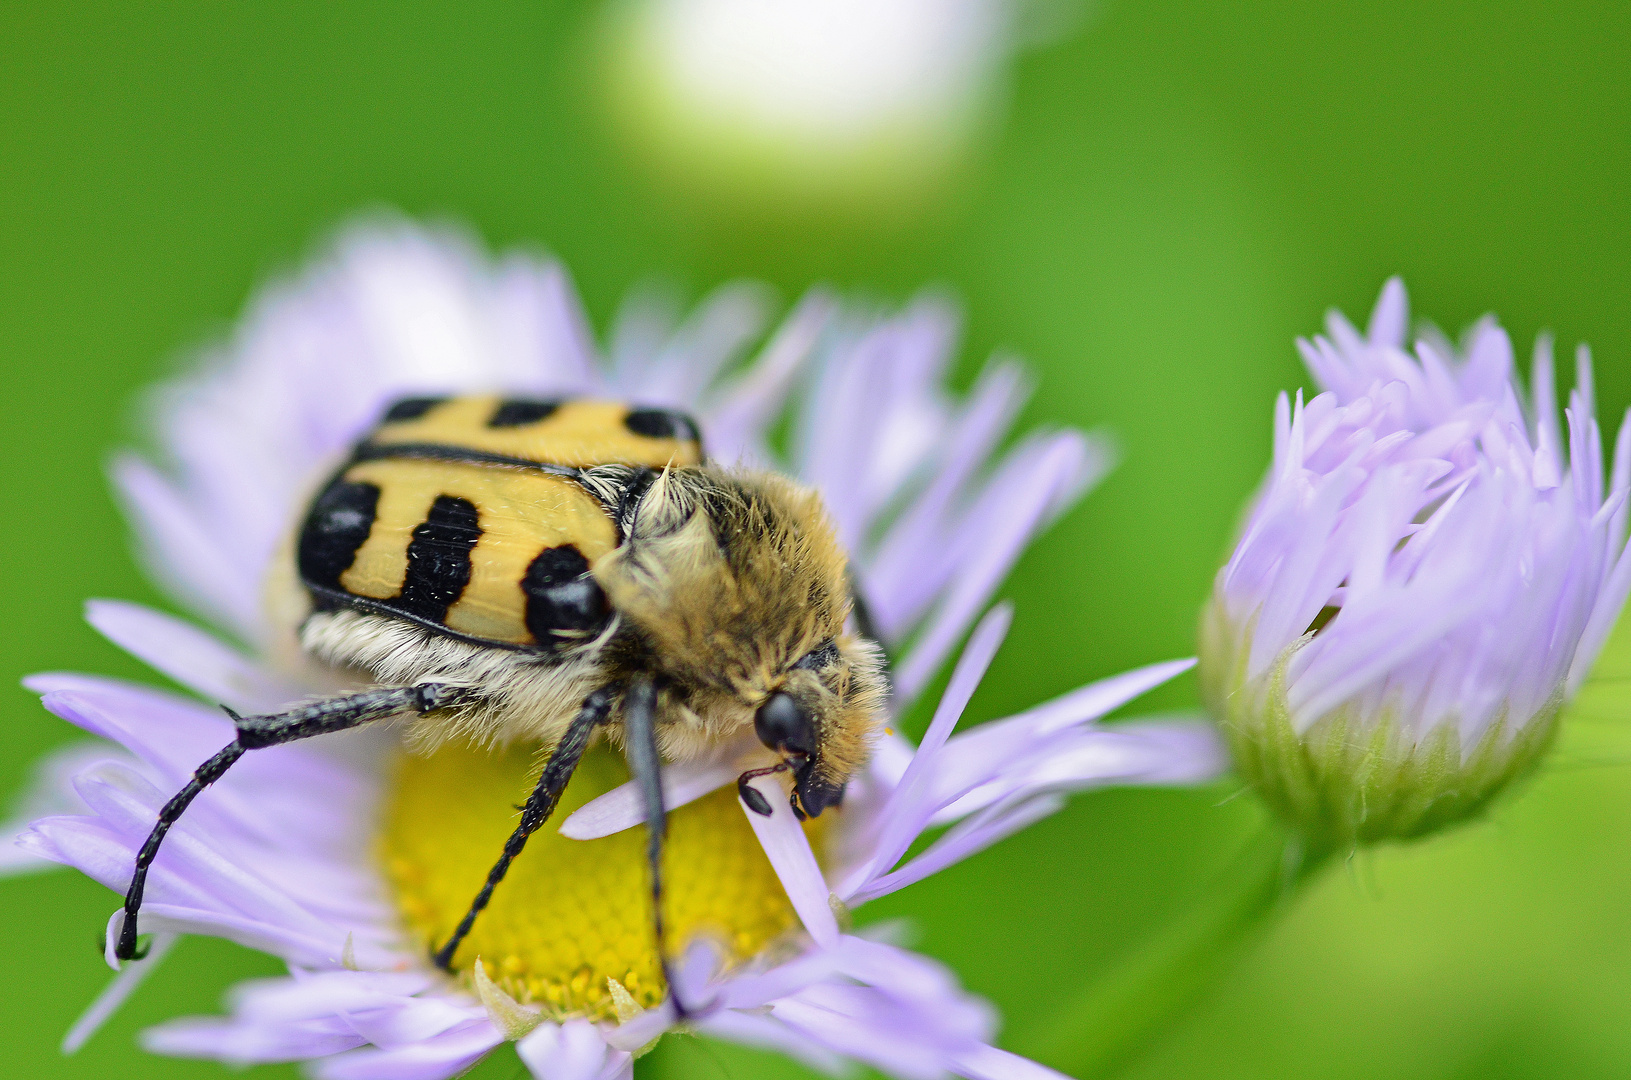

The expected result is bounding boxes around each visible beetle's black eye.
[755,692,813,756]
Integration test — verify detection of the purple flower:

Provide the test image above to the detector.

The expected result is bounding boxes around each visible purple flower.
[1200,279,1631,848]
[8,221,1224,1078]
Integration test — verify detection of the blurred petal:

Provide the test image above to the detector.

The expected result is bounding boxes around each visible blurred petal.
[950,1044,1074,1080]
[517,1019,632,1080]
[0,741,132,878]
[310,1021,502,1080]
[85,599,289,712]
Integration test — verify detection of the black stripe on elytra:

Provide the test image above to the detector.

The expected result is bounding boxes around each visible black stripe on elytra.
[488,399,562,428]
[624,407,701,444]
[521,545,611,648]
[381,397,447,423]
[351,441,583,478]
[396,495,482,624]
[303,583,547,654]
[298,480,381,590]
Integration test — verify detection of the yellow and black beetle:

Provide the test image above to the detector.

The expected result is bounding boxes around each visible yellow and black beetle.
[115,395,888,1011]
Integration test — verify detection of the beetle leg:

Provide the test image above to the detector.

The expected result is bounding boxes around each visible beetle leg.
[430,684,616,971]
[115,683,474,962]
[622,675,691,1019]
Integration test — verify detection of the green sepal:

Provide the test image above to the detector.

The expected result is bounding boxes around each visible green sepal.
[1199,597,1559,852]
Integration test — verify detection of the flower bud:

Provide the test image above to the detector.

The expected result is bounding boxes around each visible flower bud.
[1201,280,1631,850]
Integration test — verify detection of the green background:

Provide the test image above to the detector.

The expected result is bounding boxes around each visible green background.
[2,1,1629,1077]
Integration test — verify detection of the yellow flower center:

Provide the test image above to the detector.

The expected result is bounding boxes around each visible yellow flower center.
[382,739,811,1020]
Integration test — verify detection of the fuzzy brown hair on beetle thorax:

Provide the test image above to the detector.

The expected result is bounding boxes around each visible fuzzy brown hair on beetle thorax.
[592,466,888,816]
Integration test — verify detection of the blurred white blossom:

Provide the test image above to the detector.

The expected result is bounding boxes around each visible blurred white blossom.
[604,0,1086,208]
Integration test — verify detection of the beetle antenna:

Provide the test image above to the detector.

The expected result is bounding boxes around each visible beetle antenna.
[735,762,791,817]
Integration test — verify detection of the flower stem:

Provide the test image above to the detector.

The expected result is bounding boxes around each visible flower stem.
[1018,823,1332,1079]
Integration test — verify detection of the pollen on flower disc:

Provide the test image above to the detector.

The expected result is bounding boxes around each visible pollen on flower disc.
[382,740,818,1019]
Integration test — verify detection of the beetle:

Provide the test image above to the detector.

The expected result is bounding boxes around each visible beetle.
[114,395,888,1012]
